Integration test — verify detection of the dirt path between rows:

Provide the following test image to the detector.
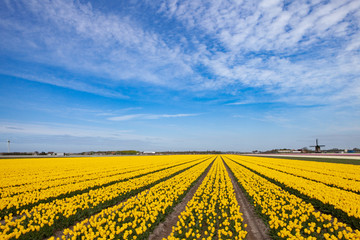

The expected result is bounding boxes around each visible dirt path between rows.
[222,158,271,240]
[148,160,214,240]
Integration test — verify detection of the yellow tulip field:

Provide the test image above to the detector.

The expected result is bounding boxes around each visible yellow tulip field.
[166,158,247,240]
[0,155,359,239]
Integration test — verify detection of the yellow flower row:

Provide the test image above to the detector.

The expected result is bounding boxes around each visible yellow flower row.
[166,157,247,240]
[251,156,360,181]
[224,156,360,239]
[0,156,209,240]
[48,157,214,240]
[0,156,200,190]
[237,156,360,192]
[0,159,158,198]
[0,156,201,213]
[228,155,360,219]
[0,156,143,188]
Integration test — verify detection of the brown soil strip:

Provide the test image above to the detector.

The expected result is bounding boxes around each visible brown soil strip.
[148,160,215,240]
[222,158,271,240]
[0,212,29,225]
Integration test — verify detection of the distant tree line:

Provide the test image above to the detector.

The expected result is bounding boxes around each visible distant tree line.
[0,152,34,155]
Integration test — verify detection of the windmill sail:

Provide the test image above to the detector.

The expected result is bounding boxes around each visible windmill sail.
[310,139,325,153]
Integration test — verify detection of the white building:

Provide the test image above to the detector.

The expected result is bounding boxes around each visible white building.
[143,151,156,155]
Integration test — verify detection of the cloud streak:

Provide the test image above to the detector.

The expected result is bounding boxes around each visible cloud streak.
[0,121,153,141]
[108,113,199,121]
[0,121,171,152]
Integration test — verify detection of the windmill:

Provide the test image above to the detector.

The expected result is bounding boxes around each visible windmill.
[310,139,325,153]
[7,140,10,153]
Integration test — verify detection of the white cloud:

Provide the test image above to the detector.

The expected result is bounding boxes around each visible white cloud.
[108,114,147,121]
[0,121,172,152]
[0,121,135,139]
[158,0,358,53]
[0,0,193,90]
[156,0,360,105]
[227,100,272,106]
[0,70,128,99]
[108,113,199,121]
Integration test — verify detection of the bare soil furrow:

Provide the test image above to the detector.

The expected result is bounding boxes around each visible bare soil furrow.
[148,159,215,240]
[222,158,270,240]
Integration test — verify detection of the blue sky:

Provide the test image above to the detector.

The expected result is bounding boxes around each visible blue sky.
[0,0,359,152]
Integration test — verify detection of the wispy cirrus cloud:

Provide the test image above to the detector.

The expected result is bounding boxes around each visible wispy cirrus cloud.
[0,71,128,99]
[108,113,199,121]
[0,0,359,107]
[159,0,360,51]
[157,0,360,104]
[227,100,275,106]
[0,0,193,92]
[0,121,146,140]
[0,121,169,152]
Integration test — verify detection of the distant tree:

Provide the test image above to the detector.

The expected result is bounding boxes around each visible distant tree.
[302,147,309,153]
